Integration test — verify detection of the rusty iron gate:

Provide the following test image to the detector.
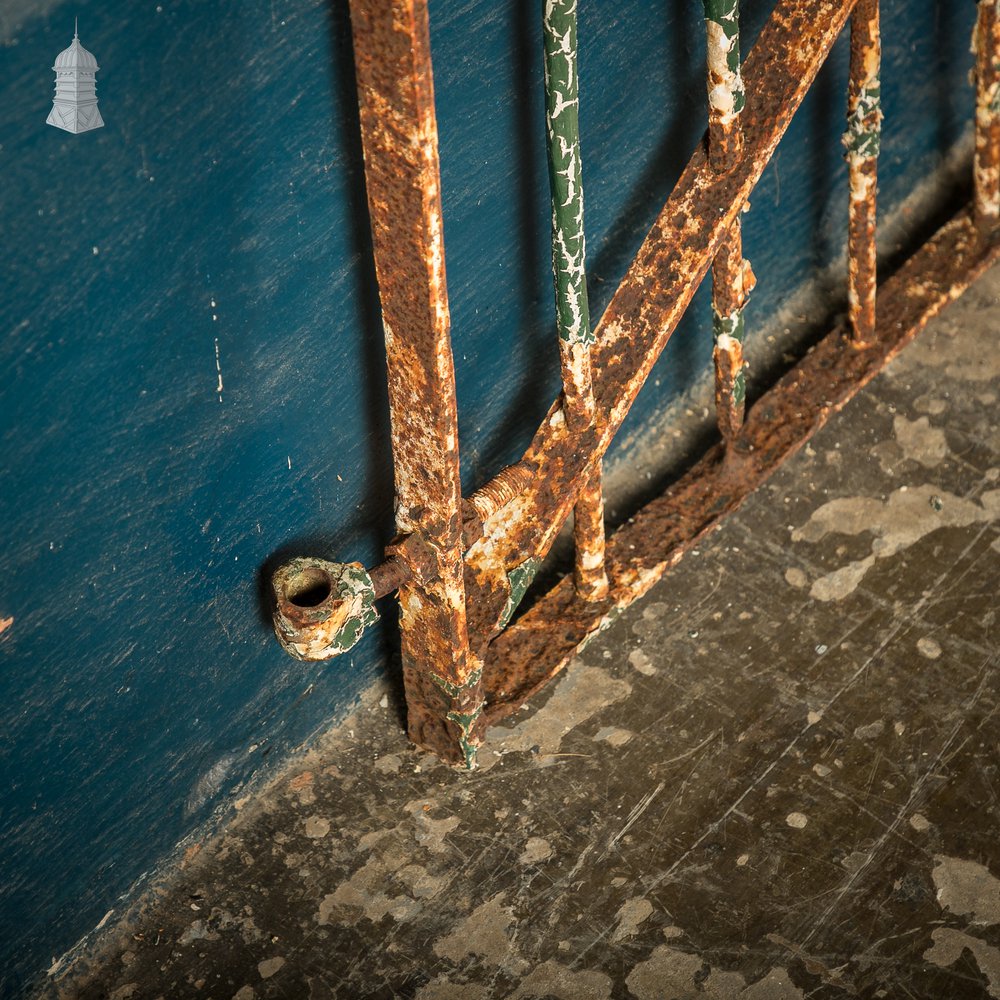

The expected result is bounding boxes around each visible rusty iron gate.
[269,0,1000,768]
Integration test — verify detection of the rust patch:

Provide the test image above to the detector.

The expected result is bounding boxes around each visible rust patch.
[845,0,881,346]
[711,228,755,442]
[573,464,610,601]
[974,0,1000,226]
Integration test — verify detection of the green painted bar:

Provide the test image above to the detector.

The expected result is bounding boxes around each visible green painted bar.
[543,0,594,346]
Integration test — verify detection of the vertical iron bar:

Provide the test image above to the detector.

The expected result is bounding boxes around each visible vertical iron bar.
[573,466,607,600]
[975,0,1000,226]
[704,0,754,444]
[710,228,754,443]
[349,0,481,767]
[544,0,608,600]
[845,0,881,346]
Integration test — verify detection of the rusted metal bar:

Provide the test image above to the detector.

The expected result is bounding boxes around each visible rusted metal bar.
[974,0,1000,226]
[462,0,861,671]
[845,0,881,346]
[348,0,479,767]
[703,0,745,172]
[480,204,1000,724]
[572,467,609,600]
[544,0,595,422]
[573,465,609,601]
[704,0,755,444]
[543,0,609,601]
[710,229,755,442]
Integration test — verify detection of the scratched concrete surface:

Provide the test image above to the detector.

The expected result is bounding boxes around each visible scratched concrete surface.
[49,266,1000,999]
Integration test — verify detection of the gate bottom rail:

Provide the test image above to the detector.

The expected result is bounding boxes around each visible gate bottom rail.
[474,204,1000,734]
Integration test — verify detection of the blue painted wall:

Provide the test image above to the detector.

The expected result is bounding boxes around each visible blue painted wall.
[0,0,975,993]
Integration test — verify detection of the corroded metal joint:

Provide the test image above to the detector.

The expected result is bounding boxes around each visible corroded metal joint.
[272,558,379,661]
[385,532,443,588]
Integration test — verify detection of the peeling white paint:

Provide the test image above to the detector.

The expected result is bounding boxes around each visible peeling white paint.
[793,483,1000,601]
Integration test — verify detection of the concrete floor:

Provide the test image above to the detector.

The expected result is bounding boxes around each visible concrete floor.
[52,265,1000,999]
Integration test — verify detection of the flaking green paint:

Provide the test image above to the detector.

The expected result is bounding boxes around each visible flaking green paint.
[713,310,747,406]
[498,557,542,630]
[544,0,594,346]
[703,0,746,116]
[989,58,1000,112]
[429,670,484,769]
[712,310,745,344]
[445,710,481,770]
[843,82,882,159]
[733,362,747,407]
[430,667,484,700]
[330,564,379,654]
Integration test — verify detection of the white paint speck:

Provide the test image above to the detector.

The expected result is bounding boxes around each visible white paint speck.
[628,648,656,676]
[258,957,285,979]
[303,816,330,839]
[214,338,223,402]
[917,636,942,659]
[854,719,886,740]
[786,812,809,829]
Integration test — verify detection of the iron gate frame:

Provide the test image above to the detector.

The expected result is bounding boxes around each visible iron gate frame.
[270,0,1000,767]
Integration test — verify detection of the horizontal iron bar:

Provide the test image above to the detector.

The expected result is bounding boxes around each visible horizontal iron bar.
[477,203,1000,723]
